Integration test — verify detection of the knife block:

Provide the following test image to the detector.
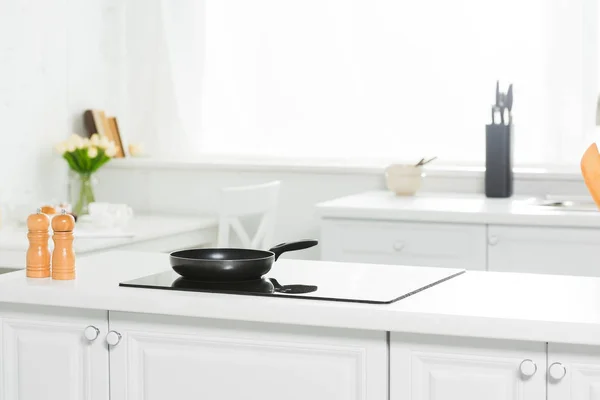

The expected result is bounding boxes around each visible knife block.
[485,123,513,198]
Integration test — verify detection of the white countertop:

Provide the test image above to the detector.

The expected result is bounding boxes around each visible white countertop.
[0,215,217,254]
[0,251,598,346]
[316,191,600,228]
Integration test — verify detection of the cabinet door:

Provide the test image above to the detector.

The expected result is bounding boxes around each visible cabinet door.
[321,219,486,270]
[391,333,546,400]
[0,304,109,400]
[548,343,600,400]
[487,225,600,277]
[109,312,387,400]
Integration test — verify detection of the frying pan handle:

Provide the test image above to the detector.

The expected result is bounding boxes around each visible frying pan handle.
[269,240,318,261]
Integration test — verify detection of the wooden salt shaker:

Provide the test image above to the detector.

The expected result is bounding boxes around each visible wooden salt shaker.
[26,209,51,278]
[52,210,76,280]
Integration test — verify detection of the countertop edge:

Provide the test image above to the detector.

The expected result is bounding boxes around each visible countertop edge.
[0,286,597,347]
[315,192,600,228]
[316,210,600,228]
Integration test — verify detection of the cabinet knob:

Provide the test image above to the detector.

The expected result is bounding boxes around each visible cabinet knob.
[84,325,100,342]
[519,359,537,378]
[549,362,567,381]
[393,241,405,251]
[106,330,122,347]
[488,235,499,246]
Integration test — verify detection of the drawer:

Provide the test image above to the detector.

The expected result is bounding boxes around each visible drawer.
[321,219,486,270]
[488,225,600,277]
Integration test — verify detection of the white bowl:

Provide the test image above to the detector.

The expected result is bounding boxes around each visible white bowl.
[385,164,424,196]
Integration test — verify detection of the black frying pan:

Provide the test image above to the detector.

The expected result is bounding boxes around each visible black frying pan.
[169,239,318,282]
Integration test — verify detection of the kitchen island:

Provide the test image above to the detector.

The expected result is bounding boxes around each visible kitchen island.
[0,251,598,400]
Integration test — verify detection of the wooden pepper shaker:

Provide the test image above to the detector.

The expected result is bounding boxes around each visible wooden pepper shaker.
[52,211,76,280]
[26,209,51,278]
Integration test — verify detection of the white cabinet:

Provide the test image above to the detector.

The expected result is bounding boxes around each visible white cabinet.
[320,217,600,276]
[548,344,600,400]
[391,333,546,400]
[321,219,486,270]
[5,304,600,400]
[108,312,387,400]
[0,305,109,400]
[487,225,600,277]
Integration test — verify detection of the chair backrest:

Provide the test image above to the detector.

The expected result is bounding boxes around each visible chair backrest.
[217,181,281,249]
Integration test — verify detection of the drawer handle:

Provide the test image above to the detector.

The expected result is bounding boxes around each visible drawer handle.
[106,331,122,347]
[519,359,537,378]
[488,235,499,246]
[549,362,566,381]
[84,325,100,342]
[393,241,405,251]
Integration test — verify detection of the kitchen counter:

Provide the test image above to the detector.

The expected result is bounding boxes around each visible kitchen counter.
[0,215,217,267]
[0,250,598,346]
[316,191,600,228]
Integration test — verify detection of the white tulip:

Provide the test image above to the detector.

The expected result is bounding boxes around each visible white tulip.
[87,146,98,158]
[105,146,117,157]
[69,134,83,148]
[90,134,100,146]
[66,143,76,153]
[83,138,91,148]
[99,135,111,149]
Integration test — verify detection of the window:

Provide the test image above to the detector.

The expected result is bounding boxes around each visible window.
[150,0,600,166]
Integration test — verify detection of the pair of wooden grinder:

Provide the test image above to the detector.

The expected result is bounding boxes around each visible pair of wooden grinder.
[26,209,75,280]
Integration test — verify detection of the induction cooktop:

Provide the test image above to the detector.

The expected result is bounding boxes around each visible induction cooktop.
[120,262,466,304]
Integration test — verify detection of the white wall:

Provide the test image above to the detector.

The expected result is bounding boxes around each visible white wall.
[96,162,590,259]
[0,0,125,211]
[3,0,589,261]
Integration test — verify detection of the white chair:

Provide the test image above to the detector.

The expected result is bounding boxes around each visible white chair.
[217,181,281,249]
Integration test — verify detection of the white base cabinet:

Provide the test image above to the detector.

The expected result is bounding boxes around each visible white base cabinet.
[321,218,600,277]
[108,312,388,400]
[487,225,600,277]
[3,305,600,400]
[391,333,546,400]
[0,305,109,400]
[321,219,487,270]
[391,334,600,400]
[548,344,600,400]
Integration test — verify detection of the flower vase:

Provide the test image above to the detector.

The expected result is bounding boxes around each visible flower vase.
[70,173,97,216]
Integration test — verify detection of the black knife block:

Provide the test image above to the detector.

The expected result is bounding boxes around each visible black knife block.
[485,123,513,198]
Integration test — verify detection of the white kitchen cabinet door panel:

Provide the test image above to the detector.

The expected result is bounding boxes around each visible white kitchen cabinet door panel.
[0,305,108,400]
[391,333,546,400]
[487,225,600,277]
[321,219,486,270]
[109,312,387,400]
[548,343,600,400]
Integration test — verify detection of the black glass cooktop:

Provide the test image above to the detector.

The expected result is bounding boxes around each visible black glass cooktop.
[120,263,465,304]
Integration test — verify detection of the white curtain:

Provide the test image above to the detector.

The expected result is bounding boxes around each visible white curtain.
[125,0,203,156]
[197,0,597,166]
[159,0,204,152]
[130,0,598,165]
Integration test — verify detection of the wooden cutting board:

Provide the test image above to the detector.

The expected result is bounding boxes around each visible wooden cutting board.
[581,142,600,209]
